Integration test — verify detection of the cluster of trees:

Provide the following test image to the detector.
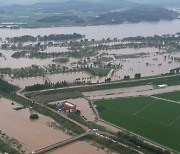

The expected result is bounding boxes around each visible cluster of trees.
[11,50,67,59]
[37,15,85,24]
[7,35,36,43]
[84,67,111,77]
[1,43,46,51]
[7,33,83,43]
[91,6,177,24]
[123,73,141,80]
[0,65,44,78]
[30,114,39,120]
[0,138,20,154]
[0,68,12,75]
[0,78,17,93]
[122,33,180,50]
[123,33,180,42]
[53,57,69,63]
[25,80,68,91]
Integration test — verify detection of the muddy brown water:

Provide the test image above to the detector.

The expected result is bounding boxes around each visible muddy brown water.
[0,97,70,153]
[0,20,179,40]
[45,141,116,154]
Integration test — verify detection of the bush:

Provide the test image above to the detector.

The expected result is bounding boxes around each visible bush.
[30,114,39,120]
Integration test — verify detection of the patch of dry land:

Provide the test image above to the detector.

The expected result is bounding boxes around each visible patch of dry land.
[51,98,96,122]
[83,85,180,100]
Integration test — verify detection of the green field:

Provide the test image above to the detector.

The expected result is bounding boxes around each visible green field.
[95,96,180,152]
[85,68,111,77]
[154,91,180,102]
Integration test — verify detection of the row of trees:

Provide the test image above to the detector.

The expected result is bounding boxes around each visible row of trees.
[124,73,141,80]
[7,33,84,43]
[25,80,68,91]
[0,78,17,93]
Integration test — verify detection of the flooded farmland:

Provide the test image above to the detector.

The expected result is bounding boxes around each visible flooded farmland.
[101,47,180,79]
[3,46,180,88]
[0,50,55,68]
[0,97,70,153]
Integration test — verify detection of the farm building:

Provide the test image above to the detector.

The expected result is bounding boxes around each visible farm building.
[55,102,62,109]
[61,101,77,112]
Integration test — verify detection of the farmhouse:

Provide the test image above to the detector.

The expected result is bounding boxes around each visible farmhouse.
[170,67,180,74]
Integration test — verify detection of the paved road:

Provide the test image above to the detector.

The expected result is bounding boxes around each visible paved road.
[23,73,180,95]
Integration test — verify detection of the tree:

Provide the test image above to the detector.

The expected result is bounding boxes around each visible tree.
[1,44,8,49]
[30,114,39,120]
[124,75,130,80]
[134,73,141,79]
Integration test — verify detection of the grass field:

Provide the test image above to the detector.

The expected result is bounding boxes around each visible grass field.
[154,91,180,102]
[85,68,111,77]
[33,92,82,104]
[95,96,180,152]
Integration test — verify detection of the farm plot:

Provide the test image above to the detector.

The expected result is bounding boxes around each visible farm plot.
[154,91,180,102]
[94,96,180,152]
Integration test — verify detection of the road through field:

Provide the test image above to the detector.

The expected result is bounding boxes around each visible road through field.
[84,85,180,100]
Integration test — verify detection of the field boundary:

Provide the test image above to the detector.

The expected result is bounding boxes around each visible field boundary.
[150,96,180,104]
[133,100,156,116]
[169,115,180,126]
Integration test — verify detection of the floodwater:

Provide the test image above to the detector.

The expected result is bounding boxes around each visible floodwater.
[0,20,179,40]
[45,141,108,154]
[46,71,92,83]
[99,47,158,55]
[54,98,96,122]
[0,50,55,68]
[0,97,70,153]
[5,71,107,88]
[4,76,45,88]
[3,47,180,88]
[101,48,180,79]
